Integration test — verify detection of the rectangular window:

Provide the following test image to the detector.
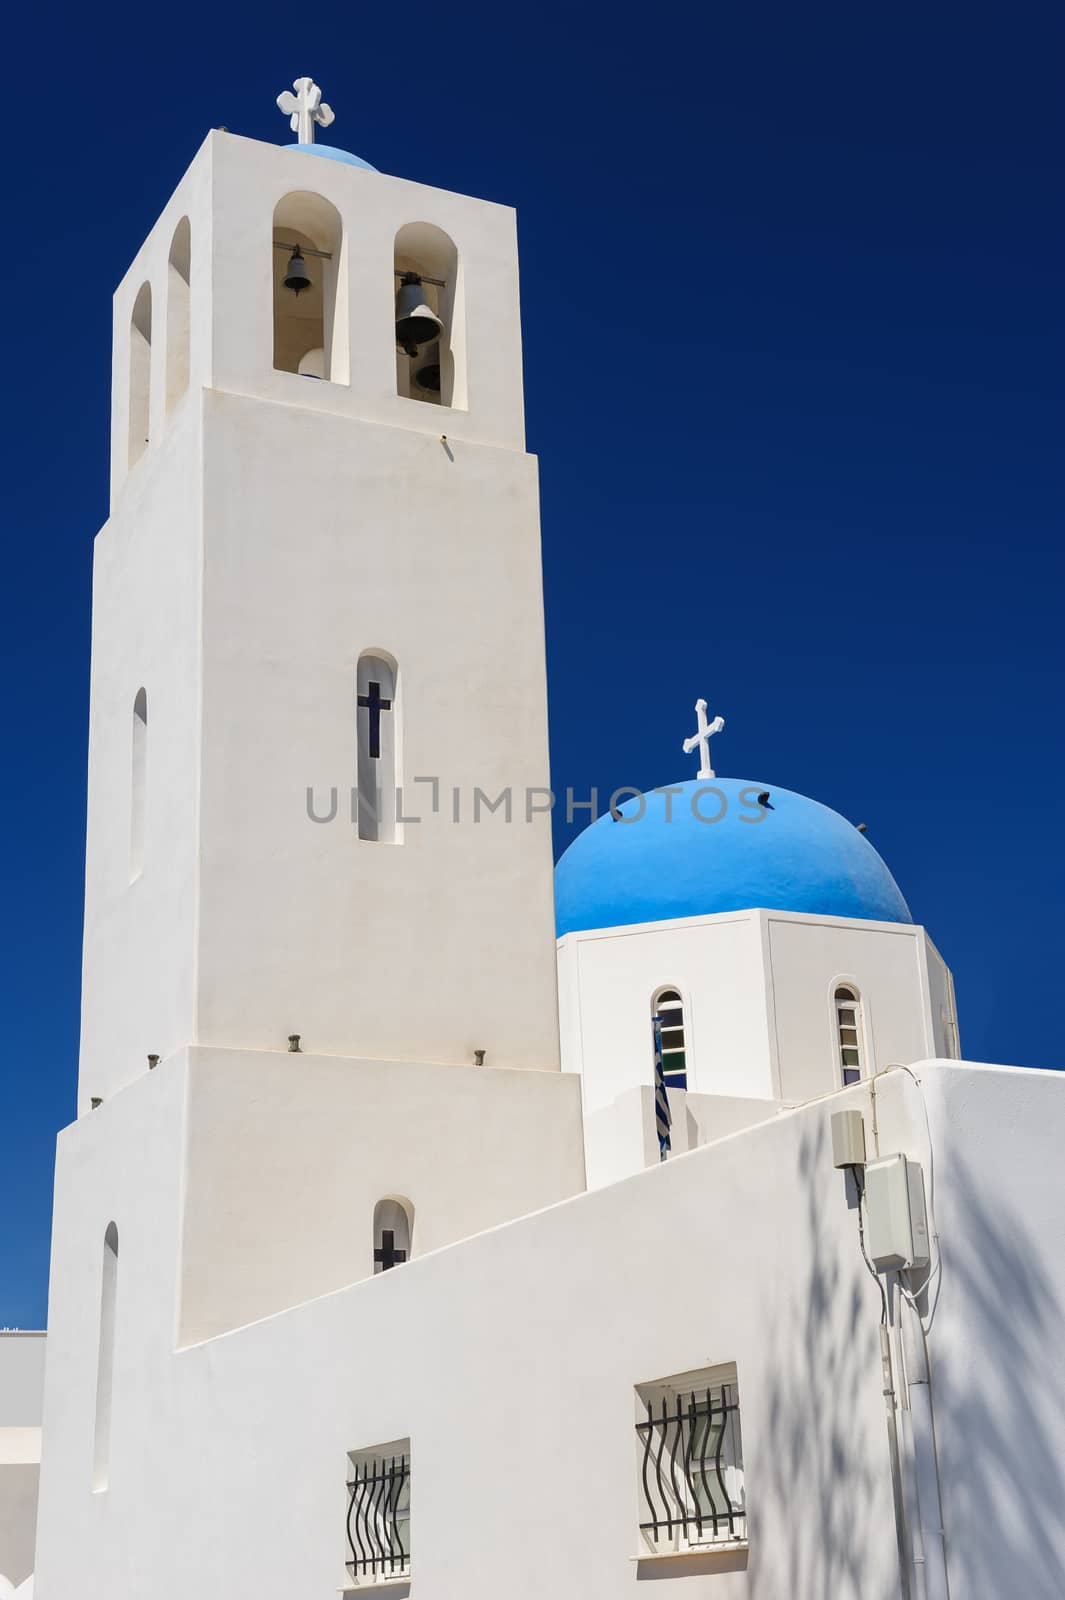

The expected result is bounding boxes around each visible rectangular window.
[345,1438,410,1588]
[636,1366,746,1555]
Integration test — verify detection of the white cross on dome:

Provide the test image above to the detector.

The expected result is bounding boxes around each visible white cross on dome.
[276,77,335,145]
[682,697,725,779]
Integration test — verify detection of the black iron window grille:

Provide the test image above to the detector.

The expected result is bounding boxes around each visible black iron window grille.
[345,1445,410,1584]
[637,1377,746,1551]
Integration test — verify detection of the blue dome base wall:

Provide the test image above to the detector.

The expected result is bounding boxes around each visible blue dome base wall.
[554,778,912,937]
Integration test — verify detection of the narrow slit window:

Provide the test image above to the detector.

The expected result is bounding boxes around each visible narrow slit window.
[835,986,863,1086]
[356,654,399,843]
[653,988,687,1089]
[92,1222,119,1492]
[128,283,152,467]
[166,218,191,413]
[130,689,147,881]
[373,1197,413,1275]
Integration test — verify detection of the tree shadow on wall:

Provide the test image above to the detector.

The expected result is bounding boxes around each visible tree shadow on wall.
[928,1148,1065,1599]
[746,1116,1065,1600]
[747,1118,899,1600]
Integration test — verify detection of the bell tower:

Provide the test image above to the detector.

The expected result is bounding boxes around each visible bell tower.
[80,87,560,1109]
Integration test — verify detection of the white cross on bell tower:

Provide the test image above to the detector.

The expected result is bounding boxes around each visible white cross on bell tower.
[682,697,725,779]
[276,76,335,145]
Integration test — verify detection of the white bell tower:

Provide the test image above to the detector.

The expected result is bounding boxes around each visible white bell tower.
[80,96,561,1109]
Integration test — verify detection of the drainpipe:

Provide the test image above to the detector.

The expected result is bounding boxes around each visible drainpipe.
[877,1269,914,1600]
[880,1065,953,1600]
[865,1078,914,1600]
[899,1288,951,1599]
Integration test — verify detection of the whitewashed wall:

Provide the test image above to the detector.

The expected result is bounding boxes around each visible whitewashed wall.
[175,1047,585,1343]
[195,387,557,1071]
[765,913,939,1101]
[559,909,958,1180]
[81,133,560,1109]
[38,1063,1063,1600]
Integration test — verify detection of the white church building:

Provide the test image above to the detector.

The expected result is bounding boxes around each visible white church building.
[3,81,1065,1600]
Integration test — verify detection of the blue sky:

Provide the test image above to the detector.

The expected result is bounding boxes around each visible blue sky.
[1,1,1062,1327]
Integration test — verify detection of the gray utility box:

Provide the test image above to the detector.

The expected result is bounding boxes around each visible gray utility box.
[864,1154,930,1272]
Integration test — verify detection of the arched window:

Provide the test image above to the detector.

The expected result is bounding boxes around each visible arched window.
[356,652,399,843]
[128,283,152,467]
[130,689,147,881]
[372,1197,413,1275]
[272,192,347,384]
[166,218,191,413]
[652,988,687,1089]
[393,223,466,410]
[835,986,864,1086]
[92,1222,119,1492]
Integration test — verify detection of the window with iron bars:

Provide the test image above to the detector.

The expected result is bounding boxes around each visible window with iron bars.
[636,1367,746,1554]
[345,1439,410,1586]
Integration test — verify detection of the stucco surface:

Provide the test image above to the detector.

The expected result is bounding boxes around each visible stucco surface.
[176,1047,585,1343]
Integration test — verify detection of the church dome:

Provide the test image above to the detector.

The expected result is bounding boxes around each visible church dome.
[288,142,378,172]
[554,777,912,936]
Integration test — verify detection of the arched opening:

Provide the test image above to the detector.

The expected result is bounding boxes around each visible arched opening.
[393,223,466,410]
[372,1197,413,1274]
[128,283,152,467]
[272,192,347,384]
[166,218,191,413]
[834,985,864,1086]
[130,689,147,881]
[652,988,688,1089]
[356,652,400,843]
[92,1222,119,1492]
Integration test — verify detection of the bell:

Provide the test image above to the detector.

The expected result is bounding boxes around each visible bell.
[283,245,312,296]
[395,272,444,358]
[413,345,441,393]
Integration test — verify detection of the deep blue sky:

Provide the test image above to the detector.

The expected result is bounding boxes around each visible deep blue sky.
[1,2,1062,1327]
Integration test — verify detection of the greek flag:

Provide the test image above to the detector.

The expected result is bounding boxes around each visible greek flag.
[652,1013,672,1160]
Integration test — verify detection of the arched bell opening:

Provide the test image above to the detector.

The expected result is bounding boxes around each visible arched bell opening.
[393,222,466,410]
[272,191,347,384]
[166,217,191,414]
[128,282,152,468]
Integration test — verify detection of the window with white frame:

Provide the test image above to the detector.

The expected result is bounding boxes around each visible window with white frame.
[835,985,864,1086]
[345,1438,410,1587]
[653,988,688,1088]
[636,1366,746,1554]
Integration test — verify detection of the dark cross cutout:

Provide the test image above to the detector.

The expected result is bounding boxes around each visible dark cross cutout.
[357,680,393,759]
[374,1229,406,1271]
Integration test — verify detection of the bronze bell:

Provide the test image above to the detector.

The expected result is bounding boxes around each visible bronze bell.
[395,272,444,358]
[413,344,442,394]
[283,245,312,296]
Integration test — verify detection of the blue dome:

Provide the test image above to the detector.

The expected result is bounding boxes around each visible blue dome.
[288,142,378,172]
[555,777,912,936]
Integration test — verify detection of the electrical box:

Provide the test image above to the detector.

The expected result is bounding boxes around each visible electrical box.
[830,1109,867,1169]
[864,1155,930,1272]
